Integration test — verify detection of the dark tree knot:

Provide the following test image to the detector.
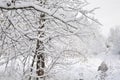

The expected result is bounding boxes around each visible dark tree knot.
[7,2,11,7]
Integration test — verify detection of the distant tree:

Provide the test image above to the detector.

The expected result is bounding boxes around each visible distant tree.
[107,27,120,55]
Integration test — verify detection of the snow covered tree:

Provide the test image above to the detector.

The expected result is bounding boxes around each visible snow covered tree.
[107,26,120,55]
[0,0,101,80]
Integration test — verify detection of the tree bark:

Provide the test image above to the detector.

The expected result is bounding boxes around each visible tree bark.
[29,13,46,80]
[35,13,46,80]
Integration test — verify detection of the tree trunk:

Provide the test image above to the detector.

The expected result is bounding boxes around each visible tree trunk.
[29,0,46,80]
[29,13,46,80]
[35,13,46,80]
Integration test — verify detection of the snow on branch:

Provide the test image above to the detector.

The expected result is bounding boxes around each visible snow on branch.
[0,1,101,30]
[0,1,78,29]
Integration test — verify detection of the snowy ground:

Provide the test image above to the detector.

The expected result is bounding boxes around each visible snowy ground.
[0,52,120,80]
[50,52,120,80]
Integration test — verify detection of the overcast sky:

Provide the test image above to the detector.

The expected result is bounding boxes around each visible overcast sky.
[87,0,120,37]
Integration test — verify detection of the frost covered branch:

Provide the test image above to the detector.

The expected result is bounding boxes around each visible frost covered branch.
[0,1,78,29]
